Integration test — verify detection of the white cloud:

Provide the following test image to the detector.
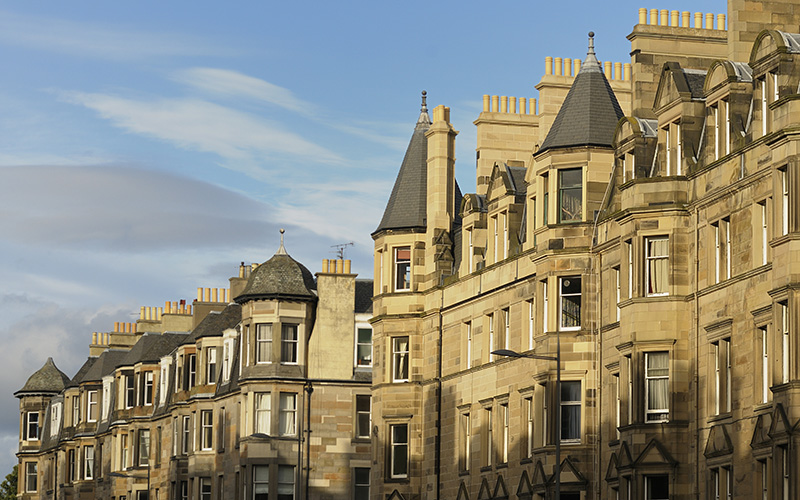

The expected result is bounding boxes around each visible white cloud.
[0,10,227,60]
[172,68,314,115]
[61,92,344,172]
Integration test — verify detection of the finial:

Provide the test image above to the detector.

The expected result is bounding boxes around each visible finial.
[580,30,600,71]
[277,228,287,255]
[588,32,595,55]
[416,90,432,126]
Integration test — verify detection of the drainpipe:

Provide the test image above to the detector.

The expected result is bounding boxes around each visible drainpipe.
[435,290,444,500]
[304,381,313,500]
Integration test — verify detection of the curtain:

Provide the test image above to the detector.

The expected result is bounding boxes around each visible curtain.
[648,239,669,294]
[647,353,669,413]
[280,394,296,435]
[395,338,409,380]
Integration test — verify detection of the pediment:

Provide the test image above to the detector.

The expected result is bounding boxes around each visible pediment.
[548,456,587,486]
[751,412,773,449]
[387,490,406,500]
[477,477,492,500]
[493,474,509,499]
[457,481,470,500]
[605,452,620,482]
[654,63,691,111]
[635,438,677,467]
[531,460,548,490]
[516,469,534,497]
[486,164,513,202]
[704,424,734,458]
[768,403,792,439]
[705,61,734,94]
[618,440,634,469]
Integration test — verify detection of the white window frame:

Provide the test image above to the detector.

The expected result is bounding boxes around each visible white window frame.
[560,380,581,443]
[87,390,98,423]
[201,410,213,450]
[26,411,39,441]
[645,236,669,296]
[25,462,37,492]
[355,327,373,368]
[500,402,509,463]
[281,324,299,364]
[206,347,217,384]
[256,323,272,364]
[279,393,297,436]
[782,302,790,384]
[645,352,669,423]
[394,246,411,292]
[761,326,770,404]
[255,392,271,435]
[558,276,581,331]
[390,423,409,478]
[392,336,409,382]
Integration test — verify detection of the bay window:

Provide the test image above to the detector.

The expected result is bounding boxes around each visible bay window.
[256,323,273,364]
[560,381,581,442]
[645,236,669,296]
[559,276,581,330]
[394,247,411,291]
[392,336,409,382]
[558,168,582,222]
[390,423,409,478]
[645,352,669,422]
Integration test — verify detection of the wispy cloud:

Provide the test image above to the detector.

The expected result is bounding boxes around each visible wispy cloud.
[60,92,344,171]
[172,68,314,115]
[0,10,227,60]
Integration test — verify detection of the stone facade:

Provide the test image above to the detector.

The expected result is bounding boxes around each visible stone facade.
[15,250,373,500]
[371,2,800,500]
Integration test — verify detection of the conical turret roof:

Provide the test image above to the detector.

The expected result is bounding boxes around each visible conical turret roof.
[538,32,624,154]
[15,357,71,397]
[373,91,431,236]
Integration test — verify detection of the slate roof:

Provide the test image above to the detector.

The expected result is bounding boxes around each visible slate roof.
[15,357,71,396]
[538,33,624,154]
[354,279,374,314]
[683,69,708,99]
[78,349,128,383]
[507,165,527,194]
[185,303,242,344]
[67,357,98,388]
[235,241,317,304]
[373,92,432,235]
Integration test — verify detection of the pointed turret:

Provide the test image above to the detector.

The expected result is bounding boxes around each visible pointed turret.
[538,32,624,154]
[373,92,432,236]
[15,357,71,397]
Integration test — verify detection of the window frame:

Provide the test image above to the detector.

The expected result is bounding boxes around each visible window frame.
[353,467,370,500]
[355,394,371,439]
[201,410,213,450]
[25,461,37,493]
[557,167,583,223]
[26,411,39,441]
[644,351,670,423]
[256,323,273,364]
[558,276,582,331]
[84,445,95,480]
[253,464,269,500]
[255,392,271,435]
[393,246,411,292]
[389,423,409,479]
[355,327,373,368]
[645,236,669,296]
[206,347,217,384]
[560,380,581,443]
[138,429,150,466]
[281,324,299,364]
[392,336,409,382]
[279,392,297,436]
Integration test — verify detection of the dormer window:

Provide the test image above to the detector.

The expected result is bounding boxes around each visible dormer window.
[394,247,411,291]
[663,122,682,176]
[710,99,730,160]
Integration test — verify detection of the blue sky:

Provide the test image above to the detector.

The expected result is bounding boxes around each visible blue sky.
[0,0,724,475]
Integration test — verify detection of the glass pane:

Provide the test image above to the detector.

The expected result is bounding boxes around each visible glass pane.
[354,468,370,484]
[254,465,269,481]
[561,405,580,440]
[392,445,408,476]
[358,413,370,436]
[647,352,669,375]
[356,396,370,412]
[278,465,294,482]
[561,381,581,402]
[392,424,408,444]
[561,295,581,328]
[357,345,372,365]
[560,168,582,188]
[357,328,372,343]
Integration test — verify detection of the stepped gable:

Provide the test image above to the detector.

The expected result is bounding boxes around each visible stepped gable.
[235,231,317,303]
[185,303,242,343]
[538,32,624,154]
[15,357,71,396]
[373,91,432,236]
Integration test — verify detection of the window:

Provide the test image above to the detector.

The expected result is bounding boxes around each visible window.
[278,465,295,499]
[502,211,508,259]
[525,397,534,458]
[542,280,549,332]
[356,395,371,439]
[279,393,297,436]
[281,324,298,364]
[253,465,269,500]
[143,372,153,406]
[390,423,409,478]
[25,462,37,492]
[484,407,493,467]
[645,475,669,500]
[760,459,768,500]
[500,402,509,463]
[181,416,190,454]
[527,299,535,350]
[355,328,372,367]
[713,218,731,282]
[614,373,621,439]
[713,338,731,414]
[84,445,94,480]
[256,324,272,364]
[780,167,789,236]
[50,402,61,438]
[255,393,270,434]
[187,354,197,389]
[560,381,581,442]
[781,446,790,500]
[155,426,161,467]
[138,429,150,466]
[761,77,769,136]
[200,478,211,500]
[558,168,582,222]
[465,322,472,370]
[206,347,217,384]
[460,412,470,471]
[466,227,474,271]
[760,326,771,403]
[160,363,169,403]
[645,352,669,422]
[492,215,498,263]
[502,308,510,352]
[26,412,39,441]
[172,417,178,457]
[201,410,213,450]
[68,449,77,482]
[121,432,129,468]
[645,236,669,296]
[542,173,549,225]
[126,375,135,408]
[392,337,409,382]
[222,342,231,381]
[87,390,97,422]
[72,395,80,427]
[540,383,548,446]
[180,480,188,500]
[354,467,370,500]
[759,201,769,265]
[664,123,681,175]
[394,247,411,291]
[613,266,621,322]
[488,314,495,359]
[559,276,581,330]
[626,239,633,298]
[781,302,790,383]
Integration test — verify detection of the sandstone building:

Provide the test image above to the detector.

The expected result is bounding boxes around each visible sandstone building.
[370,1,800,499]
[15,240,373,500]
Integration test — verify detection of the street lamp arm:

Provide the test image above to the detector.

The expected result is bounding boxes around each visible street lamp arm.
[491,349,557,362]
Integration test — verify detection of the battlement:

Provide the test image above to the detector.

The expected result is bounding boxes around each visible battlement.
[638,7,726,30]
